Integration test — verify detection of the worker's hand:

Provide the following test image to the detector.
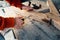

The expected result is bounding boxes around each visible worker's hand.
[14,17,24,29]
[22,6,33,11]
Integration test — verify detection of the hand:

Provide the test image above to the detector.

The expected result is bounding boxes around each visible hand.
[14,17,24,29]
[22,6,33,11]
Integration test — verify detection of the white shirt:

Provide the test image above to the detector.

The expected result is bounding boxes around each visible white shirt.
[4,6,22,18]
[0,6,23,18]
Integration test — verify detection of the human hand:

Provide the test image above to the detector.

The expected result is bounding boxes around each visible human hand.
[14,17,24,29]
